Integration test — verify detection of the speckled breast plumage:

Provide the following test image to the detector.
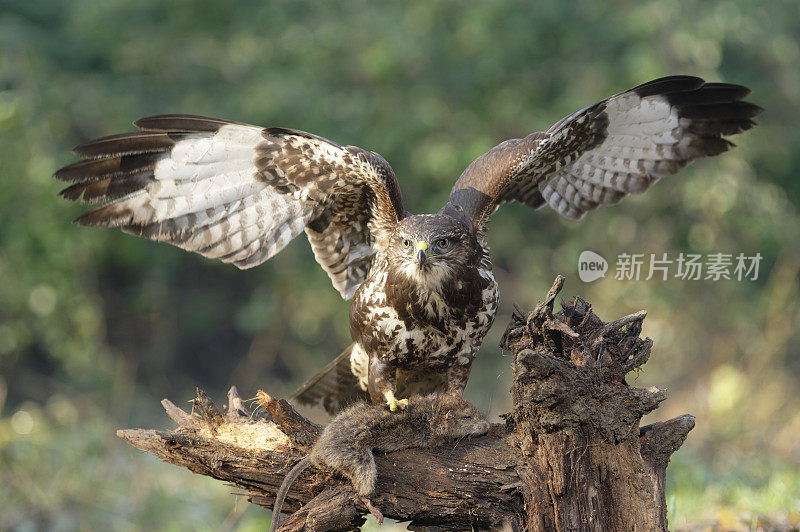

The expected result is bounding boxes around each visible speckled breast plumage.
[348,250,498,395]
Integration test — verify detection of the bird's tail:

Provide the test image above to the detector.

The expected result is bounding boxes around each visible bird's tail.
[291,343,369,414]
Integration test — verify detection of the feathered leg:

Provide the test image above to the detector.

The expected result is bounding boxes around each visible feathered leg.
[367,355,407,411]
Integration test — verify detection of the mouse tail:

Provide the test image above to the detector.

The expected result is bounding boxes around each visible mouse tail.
[269,456,312,532]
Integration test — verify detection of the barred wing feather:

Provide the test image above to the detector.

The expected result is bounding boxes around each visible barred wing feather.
[448,76,761,226]
[56,115,404,299]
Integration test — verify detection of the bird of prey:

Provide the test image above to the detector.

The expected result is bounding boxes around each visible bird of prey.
[56,76,759,413]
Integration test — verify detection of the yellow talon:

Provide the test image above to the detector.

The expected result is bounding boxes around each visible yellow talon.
[384,391,407,412]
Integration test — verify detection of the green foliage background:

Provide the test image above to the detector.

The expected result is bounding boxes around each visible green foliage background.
[1,1,798,529]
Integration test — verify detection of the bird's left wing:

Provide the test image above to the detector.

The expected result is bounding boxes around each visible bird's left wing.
[56,115,404,299]
[444,76,761,228]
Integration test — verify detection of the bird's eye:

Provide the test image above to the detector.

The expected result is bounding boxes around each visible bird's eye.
[403,239,410,248]
[436,238,449,249]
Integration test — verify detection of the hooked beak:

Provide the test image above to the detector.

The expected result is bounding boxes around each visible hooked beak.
[415,241,428,267]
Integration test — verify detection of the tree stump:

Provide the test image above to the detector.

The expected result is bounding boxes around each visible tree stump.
[118,276,694,531]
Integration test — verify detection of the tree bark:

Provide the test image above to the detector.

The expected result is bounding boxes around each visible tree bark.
[118,276,693,531]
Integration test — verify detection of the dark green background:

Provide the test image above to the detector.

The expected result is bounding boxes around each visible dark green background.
[1,1,798,529]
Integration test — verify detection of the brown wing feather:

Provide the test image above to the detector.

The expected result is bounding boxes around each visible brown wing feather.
[444,76,760,226]
[56,115,404,298]
[291,344,369,414]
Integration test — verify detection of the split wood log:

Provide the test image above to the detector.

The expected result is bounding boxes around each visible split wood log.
[118,276,694,531]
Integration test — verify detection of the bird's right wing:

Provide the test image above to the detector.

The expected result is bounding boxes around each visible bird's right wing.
[56,115,405,299]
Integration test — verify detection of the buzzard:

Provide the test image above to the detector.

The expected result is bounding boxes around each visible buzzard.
[56,76,759,412]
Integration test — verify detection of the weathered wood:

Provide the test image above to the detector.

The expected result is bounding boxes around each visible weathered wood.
[639,414,696,530]
[118,276,692,530]
[255,390,320,447]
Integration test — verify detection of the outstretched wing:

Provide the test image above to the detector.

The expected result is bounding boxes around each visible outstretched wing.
[56,115,404,299]
[444,76,761,227]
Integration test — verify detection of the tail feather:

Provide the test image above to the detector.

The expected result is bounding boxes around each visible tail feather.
[291,343,369,414]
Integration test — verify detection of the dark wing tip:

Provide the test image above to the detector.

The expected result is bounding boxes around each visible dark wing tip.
[632,77,758,108]
[666,84,754,107]
[133,114,253,132]
[688,136,735,158]
[73,203,132,227]
[73,209,104,226]
[54,159,96,182]
[71,131,177,158]
[632,75,706,98]
[702,82,752,97]
[678,101,763,121]
[58,183,86,201]
[55,153,160,183]
[72,132,138,157]
[632,77,761,140]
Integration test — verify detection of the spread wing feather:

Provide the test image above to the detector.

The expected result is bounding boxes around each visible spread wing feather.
[291,343,369,414]
[445,76,760,226]
[56,115,405,299]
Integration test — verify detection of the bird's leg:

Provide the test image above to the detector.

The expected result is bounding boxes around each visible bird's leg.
[367,355,407,411]
[446,355,474,397]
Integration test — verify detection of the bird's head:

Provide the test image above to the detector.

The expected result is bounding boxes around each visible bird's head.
[390,214,479,291]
